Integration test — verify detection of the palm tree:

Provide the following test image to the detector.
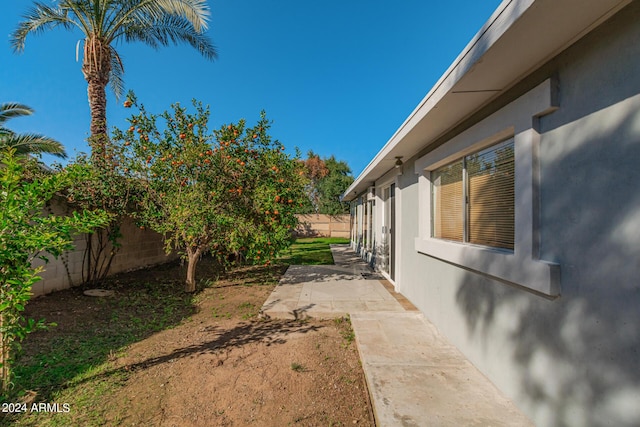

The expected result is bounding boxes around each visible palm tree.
[11,0,217,159]
[0,102,67,158]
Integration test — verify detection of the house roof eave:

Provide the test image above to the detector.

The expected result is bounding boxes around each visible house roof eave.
[343,0,631,202]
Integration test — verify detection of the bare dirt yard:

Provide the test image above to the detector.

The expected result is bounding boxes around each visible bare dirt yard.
[4,258,374,427]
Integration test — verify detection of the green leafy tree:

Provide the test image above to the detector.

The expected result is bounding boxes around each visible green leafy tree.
[301,151,353,215]
[12,0,217,159]
[0,102,66,158]
[316,155,354,215]
[112,94,307,292]
[0,150,109,394]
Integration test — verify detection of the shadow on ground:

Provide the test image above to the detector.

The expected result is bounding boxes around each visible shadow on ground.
[123,320,322,373]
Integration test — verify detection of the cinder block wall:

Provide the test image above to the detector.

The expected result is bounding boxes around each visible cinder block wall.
[294,214,350,238]
[30,198,178,296]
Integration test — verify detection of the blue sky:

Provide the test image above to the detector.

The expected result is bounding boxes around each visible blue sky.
[1,1,502,175]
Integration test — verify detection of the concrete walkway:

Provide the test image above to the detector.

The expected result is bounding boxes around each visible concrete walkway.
[261,245,533,426]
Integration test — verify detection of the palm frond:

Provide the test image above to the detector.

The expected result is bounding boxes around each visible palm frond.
[0,133,67,159]
[135,0,210,31]
[0,103,34,126]
[151,0,211,32]
[109,47,126,100]
[123,14,217,60]
[11,2,77,52]
[108,0,211,40]
[62,0,96,35]
[117,18,160,49]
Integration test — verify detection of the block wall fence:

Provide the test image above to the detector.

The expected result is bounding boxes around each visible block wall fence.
[293,214,350,238]
[31,198,178,297]
[29,208,349,297]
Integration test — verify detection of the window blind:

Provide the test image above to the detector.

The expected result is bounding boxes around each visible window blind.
[432,160,464,242]
[431,139,515,250]
[467,142,515,250]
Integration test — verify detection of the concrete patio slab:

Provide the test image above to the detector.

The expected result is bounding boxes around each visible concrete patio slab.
[260,275,406,319]
[261,245,407,320]
[260,244,533,426]
[351,312,533,427]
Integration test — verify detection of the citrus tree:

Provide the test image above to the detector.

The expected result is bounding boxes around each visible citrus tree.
[56,153,137,284]
[112,94,307,292]
[0,150,109,393]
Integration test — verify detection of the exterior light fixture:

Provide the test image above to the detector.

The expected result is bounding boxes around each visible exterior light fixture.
[395,156,403,168]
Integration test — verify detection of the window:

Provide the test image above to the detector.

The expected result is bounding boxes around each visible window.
[432,139,515,250]
[413,79,560,296]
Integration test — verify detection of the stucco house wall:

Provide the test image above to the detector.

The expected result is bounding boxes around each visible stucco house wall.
[347,1,640,426]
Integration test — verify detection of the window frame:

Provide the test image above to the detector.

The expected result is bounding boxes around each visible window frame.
[414,79,561,296]
[431,138,515,251]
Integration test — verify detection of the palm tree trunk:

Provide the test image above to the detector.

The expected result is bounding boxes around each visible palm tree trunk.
[87,77,108,148]
[82,36,111,161]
